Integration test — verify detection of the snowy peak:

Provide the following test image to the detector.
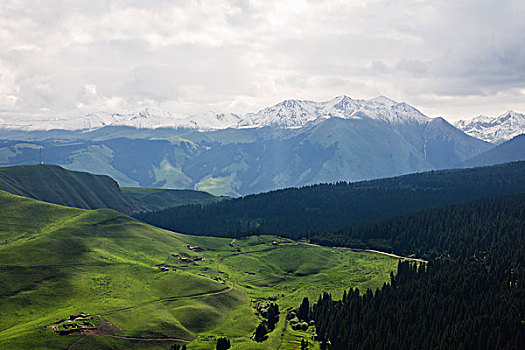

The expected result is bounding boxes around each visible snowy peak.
[241,95,429,129]
[0,95,446,131]
[369,95,397,106]
[328,95,360,112]
[454,110,525,144]
[388,102,429,124]
[320,96,428,124]
[241,99,322,128]
[183,112,242,130]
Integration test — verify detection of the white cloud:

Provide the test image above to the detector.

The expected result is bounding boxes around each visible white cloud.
[83,84,97,97]
[0,59,20,110]
[0,0,524,121]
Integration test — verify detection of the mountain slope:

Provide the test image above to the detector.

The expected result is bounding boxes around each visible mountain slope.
[460,134,525,168]
[135,161,525,237]
[0,96,492,196]
[0,164,140,214]
[454,110,525,144]
[121,187,226,212]
[0,116,491,196]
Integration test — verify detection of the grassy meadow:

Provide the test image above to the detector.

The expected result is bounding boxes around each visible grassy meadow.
[0,190,398,349]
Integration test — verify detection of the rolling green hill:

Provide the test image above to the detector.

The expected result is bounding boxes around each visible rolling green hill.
[0,164,225,215]
[0,164,140,214]
[121,187,226,212]
[0,191,398,349]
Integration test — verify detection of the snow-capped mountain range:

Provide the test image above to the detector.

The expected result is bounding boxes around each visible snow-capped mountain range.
[0,95,431,132]
[454,111,525,144]
[0,95,498,196]
[2,96,523,145]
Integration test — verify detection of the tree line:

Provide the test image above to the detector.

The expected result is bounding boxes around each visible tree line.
[309,193,525,259]
[308,256,524,349]
[297,191,525,349]
[135,162,525,241]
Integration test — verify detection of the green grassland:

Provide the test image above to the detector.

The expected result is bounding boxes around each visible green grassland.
[0,191,398,349]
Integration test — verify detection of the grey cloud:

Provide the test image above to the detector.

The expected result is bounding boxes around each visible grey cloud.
[0,0,524,120]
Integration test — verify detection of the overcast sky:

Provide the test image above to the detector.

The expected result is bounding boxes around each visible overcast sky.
[0,0,524,121]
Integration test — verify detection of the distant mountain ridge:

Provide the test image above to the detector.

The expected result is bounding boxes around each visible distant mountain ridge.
[0,113,490,196]
[460,134,525,168]
[3,96,522,151]
[454,110,525,144]
[0,95,496,196]
[0,95,457,131]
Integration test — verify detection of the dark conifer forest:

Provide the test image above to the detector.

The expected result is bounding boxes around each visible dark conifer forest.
[310,257,523,350]
[299,194,525,349]
[135,162,525,239]
[309,193,525,258]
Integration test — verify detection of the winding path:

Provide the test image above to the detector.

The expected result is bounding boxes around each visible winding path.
[67,286,234,348]
[103,286,233,315]
[297,242,428,263]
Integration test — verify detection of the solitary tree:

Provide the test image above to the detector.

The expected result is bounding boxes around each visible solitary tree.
[216,337,231,350]
[254,323,268,342]
[301,338,308,349]
[298,297,310,321]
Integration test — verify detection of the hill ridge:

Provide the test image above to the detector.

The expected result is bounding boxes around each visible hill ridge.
[0,164,140,214]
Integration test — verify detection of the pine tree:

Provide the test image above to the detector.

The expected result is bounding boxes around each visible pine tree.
[216,337,231,350]
[298,297,310,321]
[301,338,308,349]
[254,323,267,342]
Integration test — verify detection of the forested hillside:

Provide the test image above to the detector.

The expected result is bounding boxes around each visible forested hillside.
[135,162,525,237]
[309,258,523,350]
[310,193,525,258]
[297,193,525,349]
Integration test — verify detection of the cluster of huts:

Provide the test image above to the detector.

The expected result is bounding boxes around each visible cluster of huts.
[50,314,96,335]
[186,244,204,252]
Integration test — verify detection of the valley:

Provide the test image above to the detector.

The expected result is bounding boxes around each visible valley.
[0,95,494,197]
[0,191,398,349]
[2,2,524,348]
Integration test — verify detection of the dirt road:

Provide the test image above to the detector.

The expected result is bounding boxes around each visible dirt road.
[297,242,427,263]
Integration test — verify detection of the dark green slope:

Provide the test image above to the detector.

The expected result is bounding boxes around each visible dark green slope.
[0,164,140,214]
[460,133,525,168]
[312,192,525,258]
[135,161,525,237]
[305,193,525,350]
[121,187,226,212]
